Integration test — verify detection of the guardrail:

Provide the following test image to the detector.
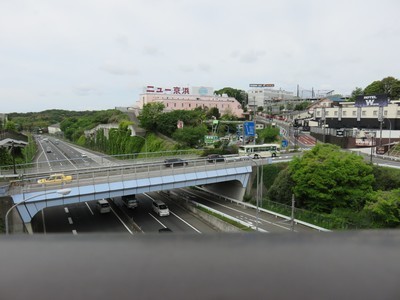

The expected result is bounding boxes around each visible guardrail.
[195,187,331,232]
[0,149,204,176]
[189,200,268,233]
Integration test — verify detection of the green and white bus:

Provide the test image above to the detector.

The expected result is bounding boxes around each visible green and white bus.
[238,143,281,158]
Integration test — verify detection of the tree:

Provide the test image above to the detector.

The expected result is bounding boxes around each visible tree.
[138,102,165,131]
[5,121,17,131]
[257,126,280,143]
[364,76,400,99]
[363,189,400,228]
[206,107,220,119]
[294,101,310,111]
[172,125,208,148]
[289,144,374,213]
[266,166,294,205]
[214,87,247,107]
[349,87,364,101]
[371,165,400,191]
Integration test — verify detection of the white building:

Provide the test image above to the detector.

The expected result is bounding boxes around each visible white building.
[247,88,295,109]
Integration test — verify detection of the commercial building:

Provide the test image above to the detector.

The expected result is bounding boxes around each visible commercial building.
[311,97,400,149]
[247,87,296,113]
[136,85,244,117]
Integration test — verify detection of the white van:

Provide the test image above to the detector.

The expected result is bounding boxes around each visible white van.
[152,199,170,216]
[122,195,139,209]
[96,199,111,214]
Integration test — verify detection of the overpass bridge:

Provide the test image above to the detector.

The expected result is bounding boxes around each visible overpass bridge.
[6,158,270,232]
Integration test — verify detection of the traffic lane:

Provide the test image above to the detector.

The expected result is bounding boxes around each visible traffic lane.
[69,201,130,234]
[115,194,168,233]
[33,200,131,234]
[138,193,201,234]
[150,192,216,234]
[184,189,314,233]
[118,194,204,234]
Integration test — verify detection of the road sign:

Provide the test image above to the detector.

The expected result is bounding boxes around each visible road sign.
[204,135,219,144]
[243,122,255,136]
[249,84,275,88]
[281,140,288,147]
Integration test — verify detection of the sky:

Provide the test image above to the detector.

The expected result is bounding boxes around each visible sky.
[1,0,400,113]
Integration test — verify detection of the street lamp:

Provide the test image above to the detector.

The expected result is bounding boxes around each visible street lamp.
[5,188,71,235]
[252,159,263,232]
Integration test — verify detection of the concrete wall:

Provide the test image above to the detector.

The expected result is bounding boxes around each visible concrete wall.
[201,180,246,201]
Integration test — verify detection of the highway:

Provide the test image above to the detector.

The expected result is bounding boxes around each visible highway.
[31,191,219,235]
[171,188,315,233]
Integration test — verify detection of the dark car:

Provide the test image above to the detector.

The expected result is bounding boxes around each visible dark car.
[164,158,188,167]
[207,154,225,163]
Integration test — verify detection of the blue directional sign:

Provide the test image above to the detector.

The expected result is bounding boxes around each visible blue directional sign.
[281,139,288,148]
[243,122,255,136]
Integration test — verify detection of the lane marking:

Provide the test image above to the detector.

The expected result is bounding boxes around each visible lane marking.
[148,212,167,227]
[85,202,94,215]
[170,211,201,233]
[110,207,134,235]
[72,230,78,235]
[145,192,200,233]
[68,217,73,224]
[64,207,69,214]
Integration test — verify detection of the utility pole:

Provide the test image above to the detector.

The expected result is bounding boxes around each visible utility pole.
[291,194,295,232]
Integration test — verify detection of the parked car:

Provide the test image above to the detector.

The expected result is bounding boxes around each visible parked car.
[164,158,188,167]
[207,154,225,163]
[37,173,72,185]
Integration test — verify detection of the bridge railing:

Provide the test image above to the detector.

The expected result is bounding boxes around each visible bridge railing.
[0,149,203,176]
[8,156,253,195]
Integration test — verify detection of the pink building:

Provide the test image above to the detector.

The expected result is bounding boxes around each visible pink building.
[136,85,244,117]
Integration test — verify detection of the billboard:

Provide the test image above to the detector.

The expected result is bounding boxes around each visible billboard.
[355,94,388,107]
[249,84,275,88]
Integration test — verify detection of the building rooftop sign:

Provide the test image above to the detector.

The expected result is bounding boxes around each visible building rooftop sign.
[355,94,388,107]
[249,84,275,87]
[144,85,214,96]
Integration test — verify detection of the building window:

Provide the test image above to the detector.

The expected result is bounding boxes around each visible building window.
[182,103,184,107]
[316,111,320,116]
[373,111,377,116]
[325,111,329,116]
[174,103,176,107]
[189,104,191,108]
[352,111,356,116]
[384,110,388,116]
[362,111,366,116]
[397,110,400,116]
[343,111,347,116]
[166,103,169,107]
[334,111,338,116]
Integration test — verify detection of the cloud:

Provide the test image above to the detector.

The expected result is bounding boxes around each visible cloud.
[230,49,266,64]
[101,61,139,76]
[1,0,400,112]
[142,46,161,56]
[73,85,100,96]
[198,63,211,72]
